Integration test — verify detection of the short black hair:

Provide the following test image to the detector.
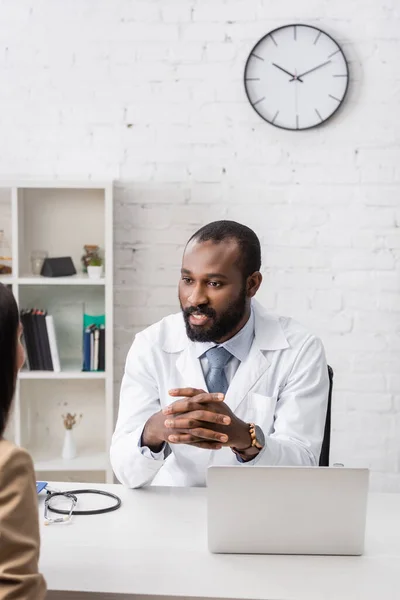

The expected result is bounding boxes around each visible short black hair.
[188,220,261,278]
[0,284,19,438]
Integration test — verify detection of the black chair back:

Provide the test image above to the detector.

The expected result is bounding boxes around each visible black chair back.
[319,365,333,467]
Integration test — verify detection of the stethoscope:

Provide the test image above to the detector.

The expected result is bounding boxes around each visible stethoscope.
[44,488,122,525]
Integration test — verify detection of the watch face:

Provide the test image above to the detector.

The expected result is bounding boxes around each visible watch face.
[244,24,349,130]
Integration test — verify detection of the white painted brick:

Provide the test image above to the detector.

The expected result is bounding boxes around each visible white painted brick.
[312,291,343,312]
[346,393,393,412]
[328,313,354,335]
[332,249,395,271]
[275,292,310,316]
[119,2,161,22]
[153,163,189,182]
[346,291,378,311]
[387,376,400,392]
[193,3,257,23]
[261,230,317,248]
[335,271,400,292]
[175,62,230,81]
[264,271,334,291]
[166,43,204,62]
[118,22,179,42]
[363,186,400,207]
[264,248,330,269]
[183,23,226,42]
[353,352,400,374]
[354,311,400,334]
[205,42,237,62]
[161,3,192,23]
[147,286,179,307]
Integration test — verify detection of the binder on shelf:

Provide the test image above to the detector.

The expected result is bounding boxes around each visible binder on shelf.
[83,327,92,372]
[98,325,105,371]
[20,311,36,370]
[20,309,61,372]
[82,314,105,372]
[45,315,61,372]
[36,311,53,371]
[31,311,44,370]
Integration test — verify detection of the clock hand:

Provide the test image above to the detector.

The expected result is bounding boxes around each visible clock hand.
[292,60,332,80]
[272,63,303,82]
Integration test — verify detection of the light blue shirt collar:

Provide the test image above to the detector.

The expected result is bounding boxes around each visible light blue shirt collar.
[194,308,255,363]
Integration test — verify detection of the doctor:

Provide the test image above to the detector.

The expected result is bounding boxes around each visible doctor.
[111,220,329,488]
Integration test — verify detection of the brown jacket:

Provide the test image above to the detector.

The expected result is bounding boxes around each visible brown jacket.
[0,439,46,599]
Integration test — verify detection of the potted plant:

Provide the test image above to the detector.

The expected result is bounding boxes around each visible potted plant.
[87,256,103,279]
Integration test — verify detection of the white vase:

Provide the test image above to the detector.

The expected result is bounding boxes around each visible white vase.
[62,429,77,460]
[87,265,103,279]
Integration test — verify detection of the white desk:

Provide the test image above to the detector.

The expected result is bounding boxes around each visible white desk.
[39,483,400,600]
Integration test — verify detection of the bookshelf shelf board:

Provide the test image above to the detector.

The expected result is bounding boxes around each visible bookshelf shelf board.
[33,451,108,472]
[18,274,106,286]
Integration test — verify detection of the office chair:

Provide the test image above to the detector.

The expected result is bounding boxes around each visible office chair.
[319,365,333,467]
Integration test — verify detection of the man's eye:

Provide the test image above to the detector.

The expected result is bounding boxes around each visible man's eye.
[182,277,193,284]
[208,281,221,288]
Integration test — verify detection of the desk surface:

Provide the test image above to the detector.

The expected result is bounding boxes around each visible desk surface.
[39,483,400,600]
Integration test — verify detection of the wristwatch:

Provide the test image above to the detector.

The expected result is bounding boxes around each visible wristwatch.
[249,423,265,450]
[232,423,265,460]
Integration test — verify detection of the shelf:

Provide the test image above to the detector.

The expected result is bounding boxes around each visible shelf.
[18,274,105,285]
[19,361,106,380]
[33,451,108,472]
[0,275,15,284]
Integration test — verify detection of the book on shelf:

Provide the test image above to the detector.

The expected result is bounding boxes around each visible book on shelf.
[20,309,61,372]
[82,314,105,372]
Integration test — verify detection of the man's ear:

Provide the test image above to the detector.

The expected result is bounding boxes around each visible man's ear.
[246,272,262,298]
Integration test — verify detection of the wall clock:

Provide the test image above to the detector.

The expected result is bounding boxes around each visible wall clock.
[244,24,349,130]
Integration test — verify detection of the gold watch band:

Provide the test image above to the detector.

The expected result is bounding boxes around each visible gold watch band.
[231,423,263,458]
[249,422,263,450]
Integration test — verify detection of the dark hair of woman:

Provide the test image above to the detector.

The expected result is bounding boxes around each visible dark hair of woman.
[0,283,20,437]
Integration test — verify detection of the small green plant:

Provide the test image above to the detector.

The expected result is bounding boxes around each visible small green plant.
[88,256,102,267]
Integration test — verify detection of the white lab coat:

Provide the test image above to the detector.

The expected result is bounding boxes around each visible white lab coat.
[110,300,329,488]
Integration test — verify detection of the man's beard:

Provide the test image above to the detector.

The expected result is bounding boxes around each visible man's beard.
[181,286,247,343]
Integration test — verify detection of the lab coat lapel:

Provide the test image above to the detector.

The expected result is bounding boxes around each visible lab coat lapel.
[224,342,270,414]
[224,300,290,414]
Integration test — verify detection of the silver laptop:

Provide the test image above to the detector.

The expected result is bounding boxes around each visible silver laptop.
[207,465,369,555]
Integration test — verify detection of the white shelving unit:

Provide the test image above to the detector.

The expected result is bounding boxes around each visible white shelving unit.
[0,182,114,483]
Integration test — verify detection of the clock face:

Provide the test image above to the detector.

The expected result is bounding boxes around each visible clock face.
[244,24,349,130]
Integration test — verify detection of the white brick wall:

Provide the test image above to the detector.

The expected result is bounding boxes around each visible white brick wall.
[0,0,399,490]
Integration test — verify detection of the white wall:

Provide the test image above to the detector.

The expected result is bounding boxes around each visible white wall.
[0,0,399,490]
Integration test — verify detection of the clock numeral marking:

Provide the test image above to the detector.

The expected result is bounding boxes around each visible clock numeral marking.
[253,96,266,106]
[251,53,264,61]
[329,94,341,102]
[270,34,278,47]
[245,77,260,81]
[294,26,297,41]
[315,108,323,122]
[314,31,322,45]
[328,49,340,59]
[271,110,279,124]
[296,115,299,130]
[333,74,347,77]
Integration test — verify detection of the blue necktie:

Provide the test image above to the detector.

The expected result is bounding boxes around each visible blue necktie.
[205,346,233,395]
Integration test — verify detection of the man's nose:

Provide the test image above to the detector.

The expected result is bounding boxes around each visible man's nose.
[187,284,208,307]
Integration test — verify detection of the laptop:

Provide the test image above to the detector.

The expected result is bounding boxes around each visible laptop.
[207,465,369,555]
